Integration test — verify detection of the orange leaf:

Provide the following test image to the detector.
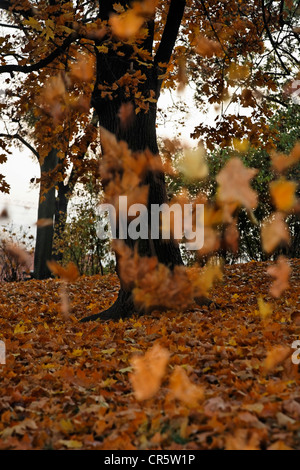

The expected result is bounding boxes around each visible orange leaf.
[270,179,297,212]
[129,344,169,401]
[47,261,79,282]
[169,366,204,407]
[267,256,291,298]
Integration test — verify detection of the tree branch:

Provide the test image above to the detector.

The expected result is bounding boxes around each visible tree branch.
[261,0,291,75]
[0,133,39,159]
[154,0,186,68]
[0,32,79,75]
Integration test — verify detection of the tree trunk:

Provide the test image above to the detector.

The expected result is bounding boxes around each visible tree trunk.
[33,149,58,279]
[52,181,69,262]
[81,0,188,322]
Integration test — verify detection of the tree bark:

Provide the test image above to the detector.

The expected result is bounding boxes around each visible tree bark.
[33,149,58,279]
[52,181,69,263]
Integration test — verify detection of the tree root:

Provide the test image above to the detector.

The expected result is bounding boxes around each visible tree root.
[80,289,136,323]
[80,291,220,323]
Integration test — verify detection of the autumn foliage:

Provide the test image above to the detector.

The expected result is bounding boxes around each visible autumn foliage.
[0,260,299,450]
[0,0,299,452]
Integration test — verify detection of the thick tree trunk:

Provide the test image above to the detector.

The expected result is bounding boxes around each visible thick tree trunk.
[33,149,58,279]
[81,0,187,322]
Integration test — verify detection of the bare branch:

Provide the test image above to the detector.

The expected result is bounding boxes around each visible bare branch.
[0,32,79,74]
[0,133,39,159]
[261,0,291,75]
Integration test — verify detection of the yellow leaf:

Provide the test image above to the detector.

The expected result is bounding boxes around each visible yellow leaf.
[24,17,42,32]
[59,440,83,449]
[101,348,116,355]
[270,179,297,212]
[14,323,27,334]
[257,296,273,319]
[97,45,109,54]
[180,146,208,180]
[232,138,250,153]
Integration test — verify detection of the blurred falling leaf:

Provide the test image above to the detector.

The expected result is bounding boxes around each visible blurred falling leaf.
[118,102,134,128]
[270,179,297,212]
[216,158,258,210]
[180,145,208,180]
[169,366,204,407]
[267,256,291,298]
[261,213,290,253]
[195,34,222,57]
[36,218,53,228]
[109,9,145,39]
[47,261,79,282]
[228,63,250,82]
[271,142,300,172]
[70,53,95,82]
[130,344,169,401]
[264,346,291,372]
[0,207,9,219]
[5,242,31,269]
[257,296,273,319]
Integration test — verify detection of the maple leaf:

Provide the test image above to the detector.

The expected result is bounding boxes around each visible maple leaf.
[169,366,204,407]
[130,344,169,401]
[47,261,79,282]
[267,256,291,298]
[261,213,290,253]
[216,157,258,211]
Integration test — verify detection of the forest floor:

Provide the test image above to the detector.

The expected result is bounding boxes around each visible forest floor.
[0,259,299,450]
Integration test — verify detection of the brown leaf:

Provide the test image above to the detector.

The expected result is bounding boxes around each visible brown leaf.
[267,256,291,298]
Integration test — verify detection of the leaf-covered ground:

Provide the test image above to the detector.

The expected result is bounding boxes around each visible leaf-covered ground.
[0,260,299,450]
